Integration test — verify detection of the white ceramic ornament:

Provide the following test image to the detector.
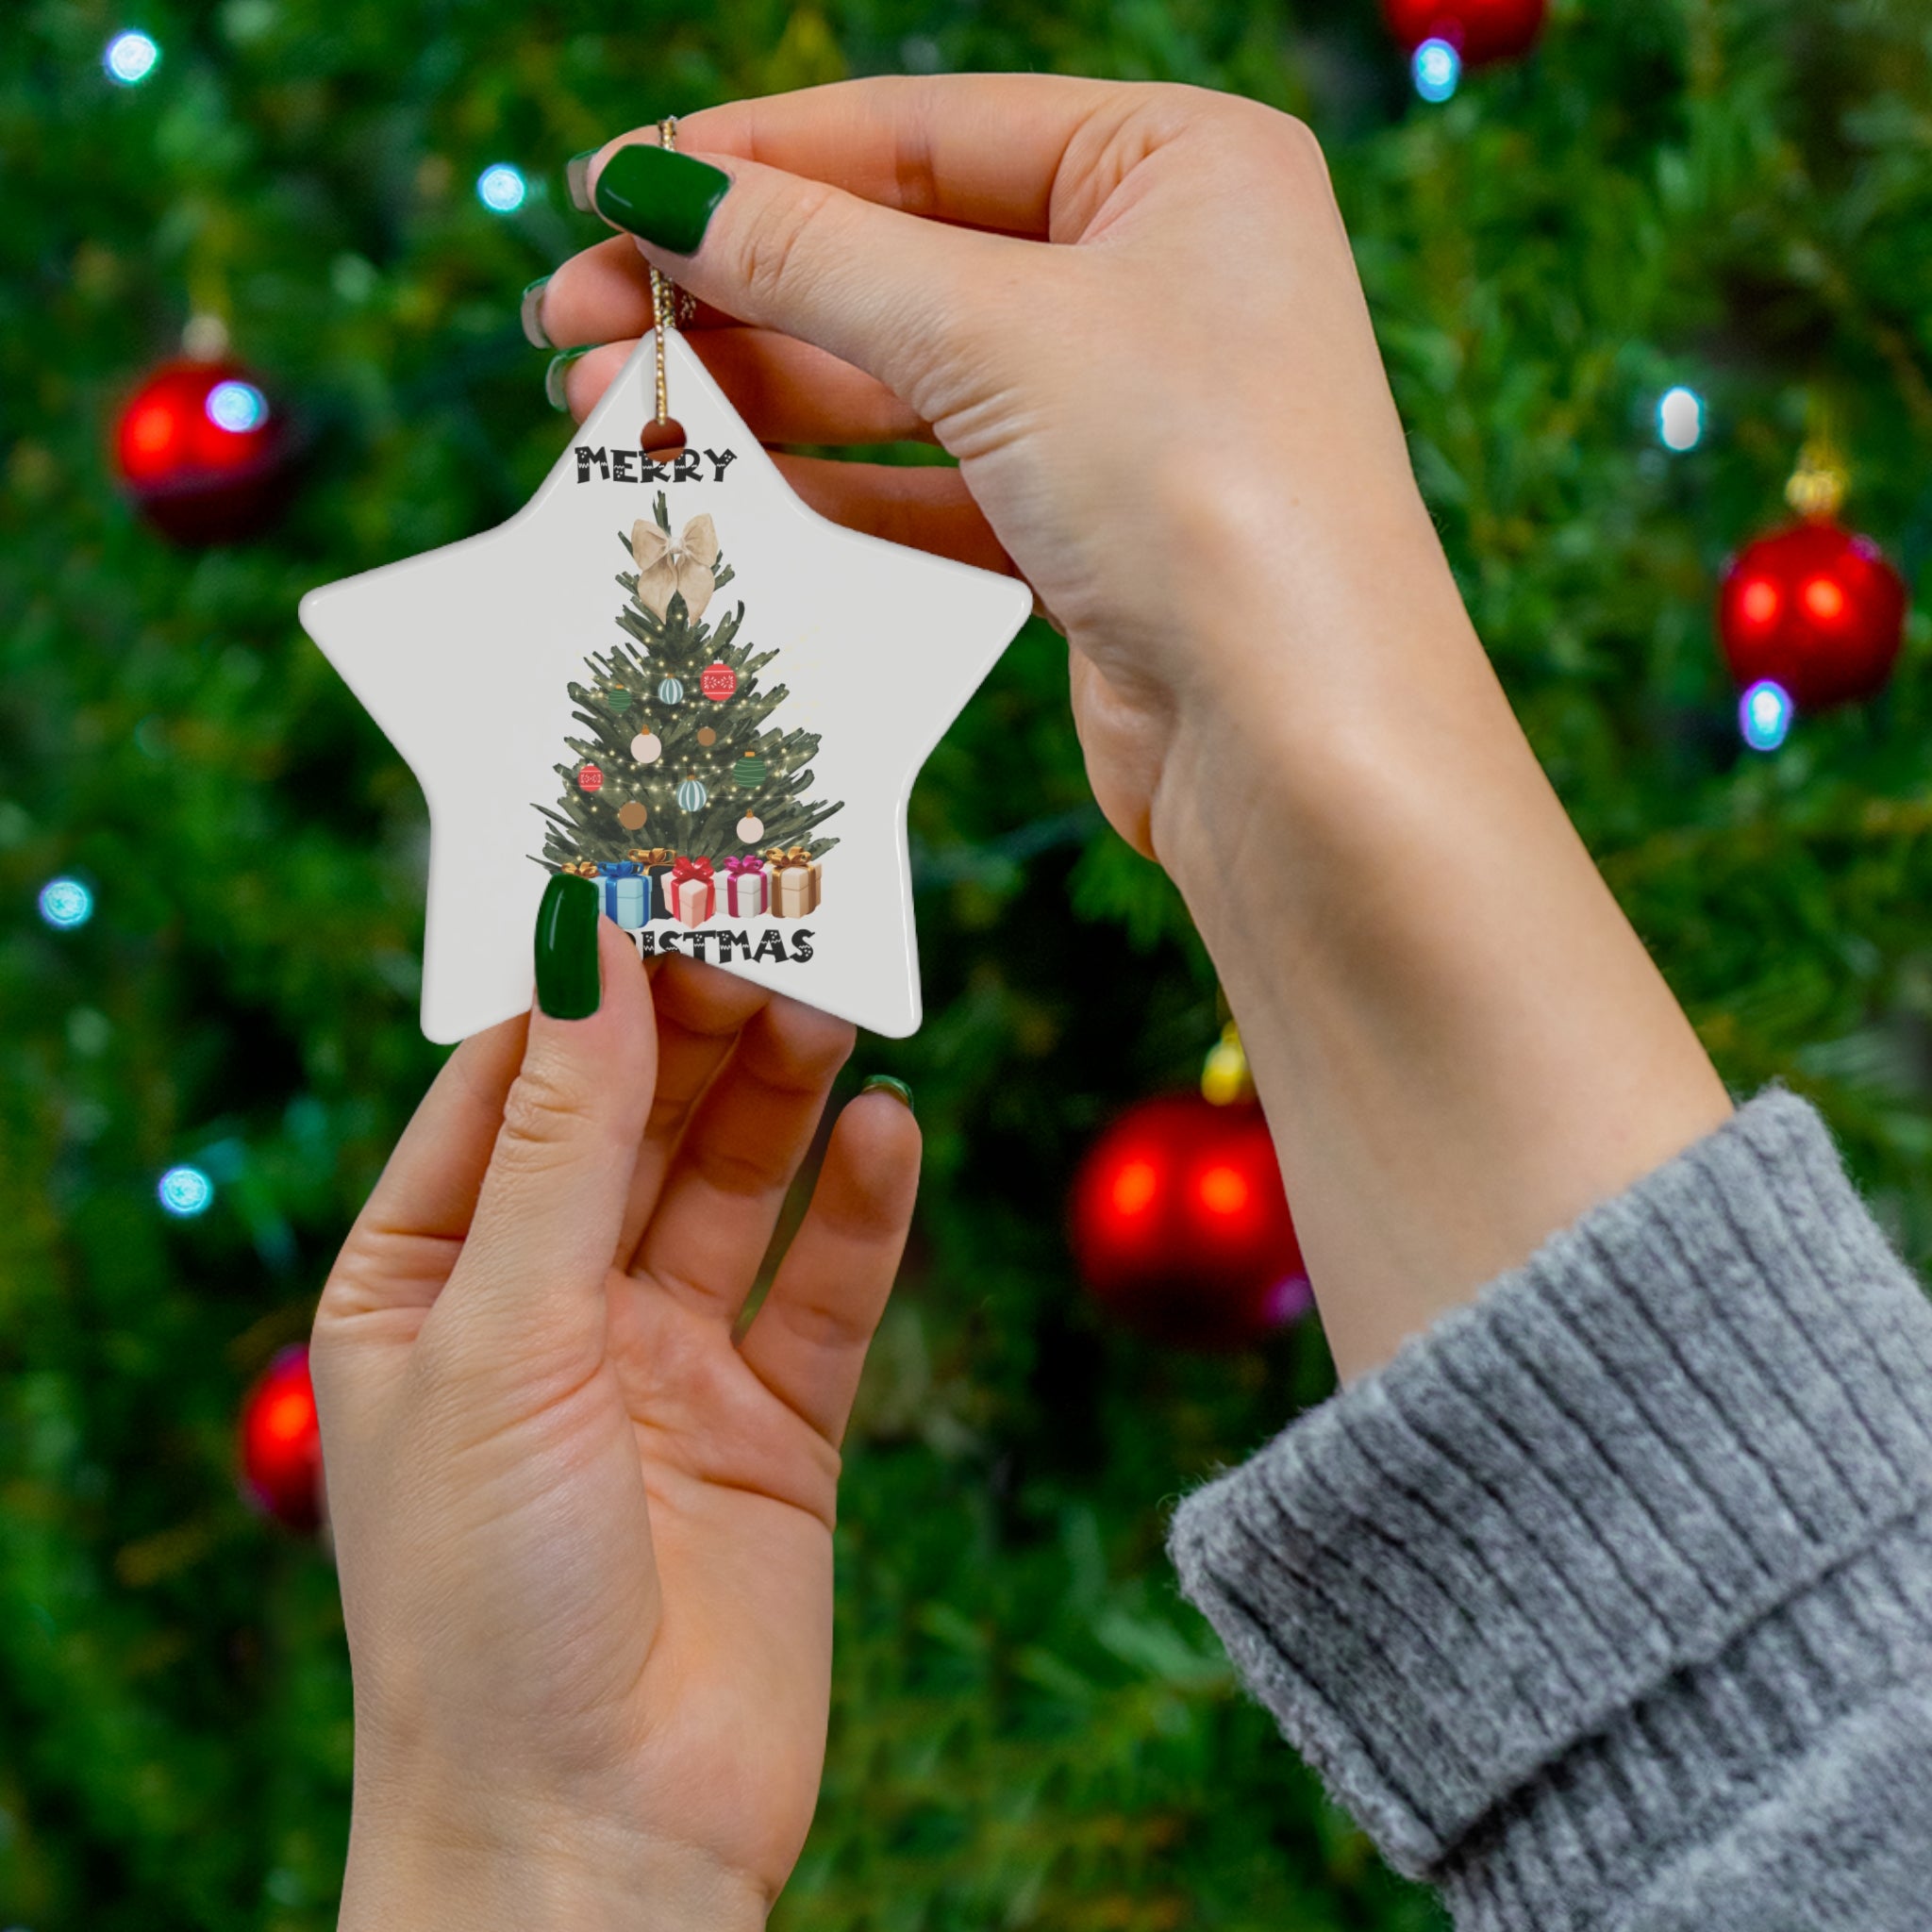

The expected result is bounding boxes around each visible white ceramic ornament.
[737,814,764,844]
[630,731,661,764]
[298,328,1032,1042]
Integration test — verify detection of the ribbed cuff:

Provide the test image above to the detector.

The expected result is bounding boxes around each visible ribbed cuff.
[1168,1091,1932,1888]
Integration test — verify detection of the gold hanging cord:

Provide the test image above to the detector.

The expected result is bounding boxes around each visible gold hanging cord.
[648,116,684,433]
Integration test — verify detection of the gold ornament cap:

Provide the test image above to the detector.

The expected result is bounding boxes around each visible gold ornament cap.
[1201,1021,1255,1107]
[1785,439,1848,522]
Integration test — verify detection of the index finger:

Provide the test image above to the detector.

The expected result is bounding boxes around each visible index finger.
[666,73,1136,237]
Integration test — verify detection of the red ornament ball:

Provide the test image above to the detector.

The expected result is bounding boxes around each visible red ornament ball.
[1383,0,1546,64]
[1069,1093,1310,1351]
[238,1344,325,1533]
[701,660,739,702]
[113,358,295,544]
[1718,520,1907,711]
[578,761,605,792]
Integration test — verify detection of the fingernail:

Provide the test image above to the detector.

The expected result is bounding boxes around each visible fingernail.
[536,873,601,1019]
[565,149,597,213]
[861,1074,914,1115]
[592,142,730,256]
[520,275,552,349]
[544,345,592,411]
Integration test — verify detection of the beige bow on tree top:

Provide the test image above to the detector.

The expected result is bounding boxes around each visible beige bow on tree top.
[630,514,719,624]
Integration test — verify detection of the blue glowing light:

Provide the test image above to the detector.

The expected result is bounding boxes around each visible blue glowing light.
[1413,38,1461,103]
[158,1165,215,1218]
[104,29,159,85]
[1658,385,1705,452]
[476,164,527,213]
[205,380,269,434]
[38,878,93,929]
[1740,679,1793,753]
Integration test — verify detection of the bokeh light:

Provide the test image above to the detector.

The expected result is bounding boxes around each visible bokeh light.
[1413,38,1461,102]
[1802,575,1846,623]
[1196,1163,1252,1218]
[205,379,268,433]
[1740,679,1793,753]
[104,30,159,85]
[476,163,527,212]
[158,1165,215,1218]
[1109,1158,1158,1217]
[37,878,93,929]
[1657,386,1704,452]
[1738,577,1780,629]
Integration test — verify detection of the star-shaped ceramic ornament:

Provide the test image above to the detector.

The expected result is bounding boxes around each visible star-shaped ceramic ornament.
[299,328,1033,1043]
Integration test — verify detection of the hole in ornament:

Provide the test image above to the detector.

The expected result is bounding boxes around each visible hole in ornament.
[641,417,688,462]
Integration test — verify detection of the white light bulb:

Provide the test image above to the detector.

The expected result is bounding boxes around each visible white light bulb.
[206,380,268,433]
[1413,38,1460,103]
[1658,386,1705,452]
[105,30,159,85]
[158,1164,215,1217]
[477,164,527,213]
[1740,679,1793,753]
[38,877,93,929]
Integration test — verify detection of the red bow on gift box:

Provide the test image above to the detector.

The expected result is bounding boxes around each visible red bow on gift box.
[721,855,764,876]
[671,856,715,886]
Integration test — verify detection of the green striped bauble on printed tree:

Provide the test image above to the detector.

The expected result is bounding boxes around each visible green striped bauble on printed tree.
[735,755,768,787]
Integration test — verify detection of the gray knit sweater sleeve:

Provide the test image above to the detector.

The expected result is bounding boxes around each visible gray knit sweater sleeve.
[1168,1091,1932,1931]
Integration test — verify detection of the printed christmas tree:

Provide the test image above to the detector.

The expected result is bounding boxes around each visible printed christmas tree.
[536,492,842,873]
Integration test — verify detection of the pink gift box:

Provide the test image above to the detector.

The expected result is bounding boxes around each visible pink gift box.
[722,857,767,918]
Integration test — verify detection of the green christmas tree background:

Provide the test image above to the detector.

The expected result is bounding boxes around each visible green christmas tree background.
[7,2,1932,1930]
[537,493,842,871]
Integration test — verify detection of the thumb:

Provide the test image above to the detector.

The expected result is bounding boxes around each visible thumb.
[587,137,1024,423]
[431,884,657,1379]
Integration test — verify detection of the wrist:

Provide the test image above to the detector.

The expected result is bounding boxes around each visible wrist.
[1146,503,1502,910]
[340,1793,768,1932]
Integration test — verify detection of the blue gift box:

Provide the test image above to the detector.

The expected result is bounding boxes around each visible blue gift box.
[599,862,648,930]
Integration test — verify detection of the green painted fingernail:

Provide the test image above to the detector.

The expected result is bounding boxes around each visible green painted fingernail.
[592,142,730,256]
[565,149,597,213]
[862,1074,914,1114]
[520,275,552,349]
[543,345,592,411]
[536,873,601,1019]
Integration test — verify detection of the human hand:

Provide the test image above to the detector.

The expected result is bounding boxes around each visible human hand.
[533,81,1730,1382]
[535,75,1461,862]
[312,917,919,1931]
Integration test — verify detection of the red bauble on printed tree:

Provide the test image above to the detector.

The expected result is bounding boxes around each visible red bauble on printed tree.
[1070,1093,1310,1351]
[1383,0,1546,65]
[238,1344,325,1534]
[1719,519,1907,712]
[114,358,295,544]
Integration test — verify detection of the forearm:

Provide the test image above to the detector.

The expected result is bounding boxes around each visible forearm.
[1148,500,1731,1380]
